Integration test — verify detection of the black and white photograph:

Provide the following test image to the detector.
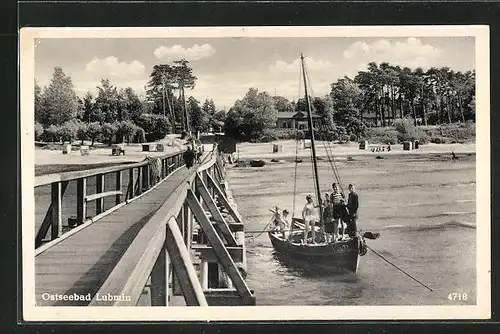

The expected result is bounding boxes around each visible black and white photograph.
[20,26,490,321]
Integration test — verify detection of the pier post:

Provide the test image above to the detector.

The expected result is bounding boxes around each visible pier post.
[183,201,191,248]
[50,182,62,239]
[200,260,208,289]
[128,168,136,199]
[115,170,122,205]
[208,262,219,288]
[95,174,104,215]
[77,178,87,224]
[137,167,142,195]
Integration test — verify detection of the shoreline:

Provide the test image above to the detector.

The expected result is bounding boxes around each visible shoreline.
[230,140,475,161]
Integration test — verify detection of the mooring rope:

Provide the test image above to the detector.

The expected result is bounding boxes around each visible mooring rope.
[366,244,433,292]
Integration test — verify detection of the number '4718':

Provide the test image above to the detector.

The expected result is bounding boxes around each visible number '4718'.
[448,292,467,301]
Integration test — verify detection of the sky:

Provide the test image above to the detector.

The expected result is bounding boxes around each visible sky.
[34,35,475,110]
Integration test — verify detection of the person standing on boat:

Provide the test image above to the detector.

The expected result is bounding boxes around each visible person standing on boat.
[330,183,346,240]
[302,195,318,244]
[346,184,359,237]
[282,209,290,239]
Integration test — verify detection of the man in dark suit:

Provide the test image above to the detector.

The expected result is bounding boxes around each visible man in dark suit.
[347,184,359,237]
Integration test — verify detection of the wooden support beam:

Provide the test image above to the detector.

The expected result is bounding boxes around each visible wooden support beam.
[35,181,69,247]
[192,245,243,263]
[229,222,245,232]
[76,178,87,224]
[206,172,243,224]
[150,243,168,306]
[115,170,122,205]
[205,289,256,306]
[165,216,208,306]
[195,174,238,247]
[95,174,104,215]
[186,190,254,304]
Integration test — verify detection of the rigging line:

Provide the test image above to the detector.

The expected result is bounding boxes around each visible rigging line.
[304,60,345,193]
[320,129,344,193]
[302,57,321,205]
[248,215,276,241]
[326,140,344,193]
[366,244,434,292]
[292,126,300,218]
[292,61,304,219]
[328,141,345,193]
[319,123,343,191]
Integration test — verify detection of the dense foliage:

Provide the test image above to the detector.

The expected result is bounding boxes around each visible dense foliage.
[223,88,278,141]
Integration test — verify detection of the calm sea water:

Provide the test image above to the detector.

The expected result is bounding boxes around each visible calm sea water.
[226,155,476,306]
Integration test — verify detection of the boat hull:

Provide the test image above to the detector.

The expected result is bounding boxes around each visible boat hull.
[268,231,362,272]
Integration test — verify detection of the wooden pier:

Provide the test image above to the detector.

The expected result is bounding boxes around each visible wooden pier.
[34,145,256,306]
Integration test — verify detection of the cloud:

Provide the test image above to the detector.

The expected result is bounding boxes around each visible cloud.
[343,37,442,69]
[269,57,335,73]
[85,56,146,78]
[154,43,216,61]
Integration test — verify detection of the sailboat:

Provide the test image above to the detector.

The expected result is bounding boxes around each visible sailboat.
[267,53,368,272]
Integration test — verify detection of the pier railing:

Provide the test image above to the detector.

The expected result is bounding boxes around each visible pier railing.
[35,150,186,251]
[89,145,256,306]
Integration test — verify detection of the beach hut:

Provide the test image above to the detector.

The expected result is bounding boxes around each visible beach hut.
[359,140,368,150]
[403,141,413,151]
[272,144,283,153]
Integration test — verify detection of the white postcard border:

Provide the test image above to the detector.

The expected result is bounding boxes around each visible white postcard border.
[20,25,490,321]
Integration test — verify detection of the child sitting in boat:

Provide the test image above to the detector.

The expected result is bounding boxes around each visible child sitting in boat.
[271,207,289,238]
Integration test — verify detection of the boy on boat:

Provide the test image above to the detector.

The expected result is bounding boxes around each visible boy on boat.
[302,195,318,244]
[330,183,348,241]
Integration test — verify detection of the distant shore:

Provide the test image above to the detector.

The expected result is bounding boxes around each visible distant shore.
[231,140,475,161]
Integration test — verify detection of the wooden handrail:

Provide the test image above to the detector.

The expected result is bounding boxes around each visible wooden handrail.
[35,149,186,187]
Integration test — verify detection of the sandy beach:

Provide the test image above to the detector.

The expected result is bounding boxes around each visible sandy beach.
[233,140,476,160]
[35,136,197,166]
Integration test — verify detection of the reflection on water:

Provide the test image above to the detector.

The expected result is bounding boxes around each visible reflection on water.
[228,156,476,306]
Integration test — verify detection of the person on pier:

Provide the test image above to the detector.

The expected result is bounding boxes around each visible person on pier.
[183,146,196,169]
[302,195,318,244]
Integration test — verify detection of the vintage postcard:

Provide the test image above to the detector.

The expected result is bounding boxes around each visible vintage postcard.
[20,26,490,321]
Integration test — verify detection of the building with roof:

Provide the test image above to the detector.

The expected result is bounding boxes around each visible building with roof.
[276,111,321,129]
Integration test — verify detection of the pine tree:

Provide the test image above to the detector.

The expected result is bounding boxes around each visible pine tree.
[39,67,79,126]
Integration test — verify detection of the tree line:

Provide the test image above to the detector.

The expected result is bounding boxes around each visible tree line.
[35,61,226,145]
[223,62,476,142]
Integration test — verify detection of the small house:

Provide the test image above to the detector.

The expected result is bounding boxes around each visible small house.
[276,111,321,130]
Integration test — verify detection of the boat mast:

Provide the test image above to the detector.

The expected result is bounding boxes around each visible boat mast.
[300,53,323,219]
